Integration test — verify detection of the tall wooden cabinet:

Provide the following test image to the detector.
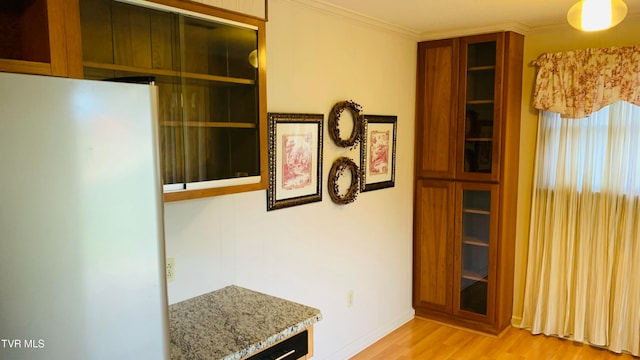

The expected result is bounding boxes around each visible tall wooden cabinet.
[413,31,523,334]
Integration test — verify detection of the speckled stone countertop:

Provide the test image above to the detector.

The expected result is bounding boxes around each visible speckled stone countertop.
[169,285,322,360]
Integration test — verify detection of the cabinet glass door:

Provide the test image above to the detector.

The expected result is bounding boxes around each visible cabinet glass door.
[79,0,265,198]
[178,15,260,186]
[459,36,500,181]
[455,183,497,319]
[459,189,490,315]
[80,0,185,187]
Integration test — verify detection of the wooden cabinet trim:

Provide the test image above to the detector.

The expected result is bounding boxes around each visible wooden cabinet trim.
[62,0,84,78]
[140,0,266,26]
[0,59,52,75]
[47,0,69,76]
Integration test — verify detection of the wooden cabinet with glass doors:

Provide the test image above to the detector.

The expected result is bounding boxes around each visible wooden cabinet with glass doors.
[413,31,523,334]
[79,0,267,201]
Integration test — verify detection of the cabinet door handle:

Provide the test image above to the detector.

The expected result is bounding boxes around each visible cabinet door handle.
[273,349,295,360]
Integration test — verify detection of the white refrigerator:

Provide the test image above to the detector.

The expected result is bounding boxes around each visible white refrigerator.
[0,72,169,359]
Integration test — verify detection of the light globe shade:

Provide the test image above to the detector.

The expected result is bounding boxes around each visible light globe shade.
[248,49,258,68]
[567,0,628,31]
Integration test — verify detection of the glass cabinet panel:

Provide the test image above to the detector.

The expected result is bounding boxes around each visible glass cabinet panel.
[79,0,263,196]
[179,15,260,184]
[462,41,496,175]
[459,188,491,315]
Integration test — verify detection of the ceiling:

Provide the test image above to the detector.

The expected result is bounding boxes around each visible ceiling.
[313,0,640,38]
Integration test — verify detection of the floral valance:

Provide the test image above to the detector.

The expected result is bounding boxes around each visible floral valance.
[533,45,640,119]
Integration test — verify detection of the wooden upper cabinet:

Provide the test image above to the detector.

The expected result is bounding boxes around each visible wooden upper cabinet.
[0,0,82,77]
[1,0,267,201]
[416,32,523,184]
[79,0,268,201]
[415,39,459,179]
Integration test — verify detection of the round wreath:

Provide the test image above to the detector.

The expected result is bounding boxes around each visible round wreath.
[328,157,360,205]
[328,100,363,149]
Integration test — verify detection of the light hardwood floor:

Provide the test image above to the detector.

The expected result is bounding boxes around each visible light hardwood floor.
[350,317,637,359]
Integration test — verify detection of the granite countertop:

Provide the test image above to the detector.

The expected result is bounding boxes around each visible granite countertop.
[169,285,322,360]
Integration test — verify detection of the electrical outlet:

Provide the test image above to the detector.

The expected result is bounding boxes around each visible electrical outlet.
[166,258,175,282]
[347,290,354,308]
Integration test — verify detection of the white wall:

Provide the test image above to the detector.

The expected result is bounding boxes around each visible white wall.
[163,0,418,358]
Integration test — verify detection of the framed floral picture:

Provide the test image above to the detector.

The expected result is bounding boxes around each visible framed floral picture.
[360,115,397,192]
[267,113,324,211]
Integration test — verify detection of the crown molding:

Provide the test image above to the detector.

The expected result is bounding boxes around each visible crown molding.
[418,21,532,41]
[286,0,422,40]
[283,0,640,42]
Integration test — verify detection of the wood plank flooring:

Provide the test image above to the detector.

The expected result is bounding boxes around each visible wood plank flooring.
[350,317,637,359]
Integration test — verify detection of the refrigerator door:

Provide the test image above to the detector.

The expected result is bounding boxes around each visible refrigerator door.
[0,72,169,360]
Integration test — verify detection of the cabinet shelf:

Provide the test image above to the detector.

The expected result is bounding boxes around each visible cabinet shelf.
[462,237,489,247]
[466,100,494,105]
[461,270,488,283]
[84,61,255,85]
[462,208,490,215]
[468,65,495,72]
[465,137,492,142]
[161,121,256,128]
[0,58,52,75]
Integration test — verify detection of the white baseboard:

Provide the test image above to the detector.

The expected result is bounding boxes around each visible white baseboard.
[322,308,416,360]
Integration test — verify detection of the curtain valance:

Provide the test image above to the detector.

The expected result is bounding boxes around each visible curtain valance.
[533,45,640,119]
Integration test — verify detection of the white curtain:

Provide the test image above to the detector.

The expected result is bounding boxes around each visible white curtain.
[521,101,640,355]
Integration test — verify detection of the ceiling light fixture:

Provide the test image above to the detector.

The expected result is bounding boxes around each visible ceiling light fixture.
[567,0,628,31]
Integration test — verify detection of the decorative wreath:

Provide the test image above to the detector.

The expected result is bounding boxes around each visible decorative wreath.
[328,100,364,149]
[328,157,360,205]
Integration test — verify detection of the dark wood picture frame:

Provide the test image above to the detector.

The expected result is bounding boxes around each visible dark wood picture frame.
[267,113,324,211]
[360,115,397,192]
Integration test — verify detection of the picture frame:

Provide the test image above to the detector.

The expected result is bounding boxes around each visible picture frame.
[267,113,324,211]
[360,115,397,192]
